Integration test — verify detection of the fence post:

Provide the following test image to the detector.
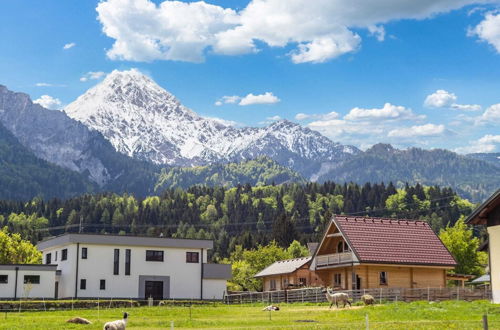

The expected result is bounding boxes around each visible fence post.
[457,286,459,301]
[427,287,430,301]
[97,298,100,321]
[379,288,382,304]
[483,314,488,330]
[365,314,369,330]
[171,321,174,330]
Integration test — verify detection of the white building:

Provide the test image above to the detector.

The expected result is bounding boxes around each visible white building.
[0,264,57,299]
[37,233,231,300]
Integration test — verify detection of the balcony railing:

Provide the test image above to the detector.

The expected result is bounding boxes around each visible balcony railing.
[316,252,353,267]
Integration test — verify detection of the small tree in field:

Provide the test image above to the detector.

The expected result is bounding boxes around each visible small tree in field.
[439,217,487,276]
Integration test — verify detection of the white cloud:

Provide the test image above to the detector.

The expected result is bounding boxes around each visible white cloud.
[424,89,481,111]
[205,116,240,127]
[239,92,280,106]
[387,124,446,138]
[215,95,240,106]
[469,11,500,53]
[344,103,422,121]
[215,92,280,106]
[368,25,386,41]
[63,42,76,50]
[35,83,52,87]
[97,0,487,64]
[454,134,500,153]
[295,111,339,121]
[33,95,62,110]
[80,71,106,82]
[482,103,500,120]
[424,90,457,108]
[267,115,282,121]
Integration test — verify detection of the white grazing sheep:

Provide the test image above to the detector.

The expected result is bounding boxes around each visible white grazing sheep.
[262,305,280,311]
[324,288,351,309]
[361,294,375,305]
[103,312,128,330]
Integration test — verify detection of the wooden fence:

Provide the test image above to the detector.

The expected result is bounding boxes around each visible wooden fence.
[225,286,491,304]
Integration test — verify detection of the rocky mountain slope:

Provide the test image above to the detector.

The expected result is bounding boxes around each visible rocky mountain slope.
[0,121,95,200]
[0,85,158,196]
[467,152,500,168]
[64,69,359,176]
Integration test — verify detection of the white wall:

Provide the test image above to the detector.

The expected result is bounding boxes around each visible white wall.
[43,243,207,299]
[202,279,227,300]
[0,269,55,299]
[489,225,500,303]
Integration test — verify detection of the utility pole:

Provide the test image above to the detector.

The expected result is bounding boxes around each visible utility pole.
[79,216,83,233]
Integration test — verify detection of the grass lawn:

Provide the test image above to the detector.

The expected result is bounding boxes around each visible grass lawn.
[0,300,499,329]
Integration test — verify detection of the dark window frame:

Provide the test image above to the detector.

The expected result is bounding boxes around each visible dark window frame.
[298,277,307,286]
[0,275,8,284]
[270,279,276,291]
[100,279,106,290]
[55,251,58,261]
[80,279,86,290]
[186,252,199,263]
[334,273,342,287]
[45,253,51,264]
[125,249,131,276]
[146,250,164,262]
[113,249,120,275]
[81,247,88,259]
[379,271,388,285]
[61,249,68,261]
[24,275,40,284]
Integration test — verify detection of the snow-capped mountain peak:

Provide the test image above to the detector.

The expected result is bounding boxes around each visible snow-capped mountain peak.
[64,69,359,173]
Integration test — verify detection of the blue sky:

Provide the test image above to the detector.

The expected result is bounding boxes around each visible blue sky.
[1,0,500,153]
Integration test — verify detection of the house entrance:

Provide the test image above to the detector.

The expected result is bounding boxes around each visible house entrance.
[145,281,163,300]
[355,275,361,290]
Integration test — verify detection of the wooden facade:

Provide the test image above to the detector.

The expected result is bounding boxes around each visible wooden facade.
[262,263,323,291]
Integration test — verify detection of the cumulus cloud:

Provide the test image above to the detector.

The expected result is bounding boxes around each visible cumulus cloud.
[295,111,339,121]
[469,11,500,53]
[387,124,446,138]
[455,134,500,153]
[63,42,76,50]
[344,103,423,121]
[424,89,481,111]
[96,0,487,64]
[481,103,500,120]
[80,71,106,82]
[205,116,241,127]
[216,92,280,106]
[33,95,62,110]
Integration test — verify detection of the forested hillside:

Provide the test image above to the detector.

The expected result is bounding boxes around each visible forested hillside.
[319,144,500,201]
[155,156,304,190]
[0,182,475,260]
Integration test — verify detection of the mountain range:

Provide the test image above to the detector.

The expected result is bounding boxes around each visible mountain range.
[0,70,499,201]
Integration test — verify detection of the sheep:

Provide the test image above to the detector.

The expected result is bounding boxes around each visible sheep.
[361,294,375,305]
[324,288,351,309]
[262,305,280,311]
[66,317,92,324]
[103,312,128,330]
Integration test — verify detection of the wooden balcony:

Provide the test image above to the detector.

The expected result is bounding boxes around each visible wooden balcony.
[316,252,354,268]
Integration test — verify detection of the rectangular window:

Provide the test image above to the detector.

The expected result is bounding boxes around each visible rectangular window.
[113,249,120,275]
[270,279,276,290]
[0,275,8,284]
[81,247,87,259]
[24,275,40,284]
[186,252,199,263]
[380,271,388,285]
[45,253,51,264]
[125,249,131,276]
[100,279,106,290]
[80,279,86,290]
[299,277,307,286]
[146,250,164,262]
[61,249,68,261]
[55,251,58,261]
[334,273,342,287]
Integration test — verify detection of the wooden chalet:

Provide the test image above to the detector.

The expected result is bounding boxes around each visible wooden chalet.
[309,216,457,290]
[466,189,500,303]
[254,256,323,291]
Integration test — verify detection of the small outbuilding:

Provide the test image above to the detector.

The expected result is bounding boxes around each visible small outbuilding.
[0,264,57,299]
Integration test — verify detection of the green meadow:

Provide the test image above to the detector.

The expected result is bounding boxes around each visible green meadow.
[0,300,499,329]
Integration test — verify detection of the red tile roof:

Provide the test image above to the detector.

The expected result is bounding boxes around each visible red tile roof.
[334,216,457,266]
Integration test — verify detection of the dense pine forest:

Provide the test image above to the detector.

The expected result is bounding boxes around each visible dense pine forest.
[0,182,476,261]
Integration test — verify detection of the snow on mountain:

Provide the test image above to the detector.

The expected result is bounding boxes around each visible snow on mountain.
[64,69,360,174]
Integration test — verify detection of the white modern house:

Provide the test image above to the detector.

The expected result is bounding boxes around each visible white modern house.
[36,233,231,300]
[0,264,57,299]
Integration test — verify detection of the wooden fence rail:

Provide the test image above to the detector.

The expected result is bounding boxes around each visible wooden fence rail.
[225,287,491,305]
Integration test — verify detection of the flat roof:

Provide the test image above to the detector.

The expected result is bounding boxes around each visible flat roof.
[0,264,58,271]
[37,233,213,250]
